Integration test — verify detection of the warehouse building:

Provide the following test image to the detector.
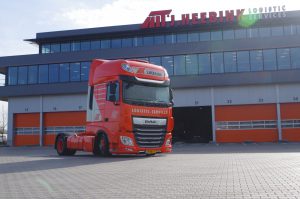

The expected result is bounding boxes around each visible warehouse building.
[1,7,300,146]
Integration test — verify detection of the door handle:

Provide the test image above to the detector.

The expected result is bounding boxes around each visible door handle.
[104,118,109,122]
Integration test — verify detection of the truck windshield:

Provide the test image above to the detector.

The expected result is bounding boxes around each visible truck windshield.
[123,81,171,107]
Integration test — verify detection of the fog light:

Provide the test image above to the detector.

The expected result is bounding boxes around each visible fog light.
[165,139,171,146]
[120,136,134,146]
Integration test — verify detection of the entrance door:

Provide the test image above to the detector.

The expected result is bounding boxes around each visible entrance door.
[173,106,212,143]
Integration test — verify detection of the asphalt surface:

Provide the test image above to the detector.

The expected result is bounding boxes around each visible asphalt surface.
[1,143,300,198]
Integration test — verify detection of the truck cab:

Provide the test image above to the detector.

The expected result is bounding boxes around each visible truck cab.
[55,59,173,156]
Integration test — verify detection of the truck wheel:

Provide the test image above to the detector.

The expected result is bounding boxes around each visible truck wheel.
[55,134,76,156]
[93,133,111,157]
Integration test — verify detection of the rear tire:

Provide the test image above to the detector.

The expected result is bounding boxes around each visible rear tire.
[55,134,76,156]
[93,133,111,157]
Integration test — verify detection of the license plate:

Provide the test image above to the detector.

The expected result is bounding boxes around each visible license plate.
[146,150,158,154]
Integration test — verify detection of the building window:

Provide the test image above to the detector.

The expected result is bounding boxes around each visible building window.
[71,41,80,51]
[271,26,284,36]
[154,35,164,45]
[263,49,277,70]
[291,47,300,69]
[49,64,59,83]
[259,27,271,37]
[188,32,199,42]
[224,51,237,72]
[165,34,176,44]
[185,54,198,75]
[143,36,154,46]
[174,55,186,75]
[133,37,143,47]
[80,62,90,81]
[247,28,259,38]
[59,63,70,82]
[211,52,224,73]
[28,65,38,84]
[277,48,291,70]
[149,57,162,66]
[70,63,80,81]
[61,42,71,52]
[162,56,174,76]
[284,24,297,35]
[235,29,247,39]
[237,51,250,72]
[17,66,28,85]
[198,53,211,74]
[211,31,222,41]
[122,38,133,48]
[250,50,263,71]
[81,41,91,51]
[50,43,60,53]
[8,67,18,85]
[200,32,210,41]
[111,39,122,48]
[91,40,101,50]
[223,29,234,40]
[41,44,50,54]
[39,65,49,84]
[177,33,188,43]
[101,39,111,49]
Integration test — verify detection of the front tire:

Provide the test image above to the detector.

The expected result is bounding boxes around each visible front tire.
[55,134,76,156]
[93,133,111,157]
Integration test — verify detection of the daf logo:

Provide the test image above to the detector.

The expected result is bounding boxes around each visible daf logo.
[145,120,157,124]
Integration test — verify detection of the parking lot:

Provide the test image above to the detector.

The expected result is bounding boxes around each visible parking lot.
[1,143,300,199]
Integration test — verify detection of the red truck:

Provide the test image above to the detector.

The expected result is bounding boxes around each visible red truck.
[55,59,174,156]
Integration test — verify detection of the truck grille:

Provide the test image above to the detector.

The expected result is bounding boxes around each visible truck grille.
[133,124,167,148]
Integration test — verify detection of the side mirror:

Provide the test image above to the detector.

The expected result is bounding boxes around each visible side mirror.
[108,82,119,104]
[170,88,174,106]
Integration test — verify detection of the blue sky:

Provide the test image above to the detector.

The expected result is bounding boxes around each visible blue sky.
[0,0,298,111]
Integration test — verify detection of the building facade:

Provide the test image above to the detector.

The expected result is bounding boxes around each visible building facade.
[1,8,300,146]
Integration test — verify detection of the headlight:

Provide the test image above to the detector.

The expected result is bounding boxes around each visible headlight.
[165,139,171,146]
[120,136,134,146]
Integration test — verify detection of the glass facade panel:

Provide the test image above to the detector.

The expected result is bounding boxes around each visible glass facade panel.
[271,26,284,36]
[211,31,222,41]
[8,67,18,85]
[81,41,91,51]
[211,52,224,73]
[149,57,161,66]
[41,44,50,54]
[250,50,263,71]
[259,27,271,37]
[223,30,234,40]
[200,32,210,41]
[263,49,277,70]
[81,62,90,81]
[235,29,247,39]
[165,34,176,44]
[122,38,133,48]
[18,66,27,85]
[39,65,48,84]
[70,63,80,81]
[71,41,80,51]
[177,33,188,43]
[237,51,250,72]
[111,39,122,48]
[143,36,154,46]
[247,28,259,38]
[28,65,38,84]
[59,63,70,82]
[91,40,101,50]
[134,37,143,47]
[50,43,60,53]
[198,54,211,74]
[61,43,71,52]
[224,52,237,72]
[185,54,198,75]
[291,47,300,69]
[162,56,174,75]
[284,24,297,35]
[49,64,59,83]
[154,35,164,45]
[277,48,291,70]
[174,55,186,75]
[101,40,111,49]
[188,32,199,42]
